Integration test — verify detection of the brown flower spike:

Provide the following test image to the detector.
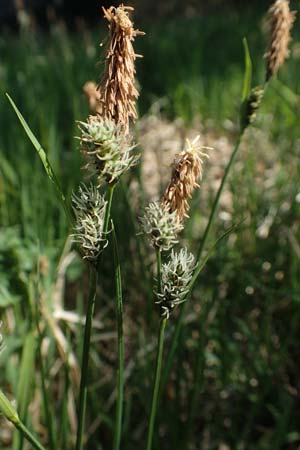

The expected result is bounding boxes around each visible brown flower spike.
[98,5,144,133]
[265,0,295,81]
[162,136,208,221]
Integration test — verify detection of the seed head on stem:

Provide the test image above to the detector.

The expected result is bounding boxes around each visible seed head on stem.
[72,184,108,262]
[140,201,184,252]
[265,0,296,81]
[98,4,145,133]
[78,116,139,186]
[156,248,195,319]
[162,136,208,222]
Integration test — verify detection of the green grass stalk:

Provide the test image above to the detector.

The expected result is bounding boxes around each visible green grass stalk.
[112,223,125,450]
[0,390,47,450]
[156,248,162,294]
[16,422,48,450]
[103,184,116,236]
[145,317,168,450]
[36,330,57,450]
[75,265,98,450]
[145,249,166,450]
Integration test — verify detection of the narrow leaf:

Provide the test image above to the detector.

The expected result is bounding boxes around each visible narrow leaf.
[242,38,252,102]
[12,330,36,450]
[6,93,72,224]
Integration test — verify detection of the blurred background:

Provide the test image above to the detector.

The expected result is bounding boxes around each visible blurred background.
[1,1,300,450]
[0,0,272,29]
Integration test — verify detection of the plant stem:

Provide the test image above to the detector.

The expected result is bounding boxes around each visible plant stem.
[16,421,47,450]
[161,131,244,391]
[112,223,124,450]
[145,317,168,450]
[75,265,98,450]
[33,284,56,450]
[104,184,116,235]
[196,133,243,261]
[37,332,57,450]
[156,248,162,294]
[183,304,210,449]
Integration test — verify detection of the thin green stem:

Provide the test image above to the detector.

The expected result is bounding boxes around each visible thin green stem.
[145,317,168,450]
[120,180,153,302]
[75,266,98,450]
[183,300,211,449]
[33,283,56,450]
[104,184,116,235]
[112,223,124,450]
[156,248,162,294]
[16,421,47,450]
[161,131,244,391]
[37,333,57,450]
[196,133,242,261]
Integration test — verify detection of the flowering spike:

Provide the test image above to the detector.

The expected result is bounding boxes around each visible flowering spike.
[140,201,184,252]
[241,85,264,129]
[265,0,296,81]
[156,248,195,319]
[98,4,145,133]
[162,136,208,221]
[78,116,139,186]
[72,184,108,261]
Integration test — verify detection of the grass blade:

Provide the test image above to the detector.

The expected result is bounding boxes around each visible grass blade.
[6,93,72,225]
[12,330,36,450]
[242,37,252,102]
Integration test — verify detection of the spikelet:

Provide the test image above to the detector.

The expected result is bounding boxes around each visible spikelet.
[241,85,264,130]
[98,4,144,133]
[140,202,184,252]
[156,248,195,319]
[162,136,208,222]
[78,115,138,186]
[72,184,108,262]
[265,0,296,81]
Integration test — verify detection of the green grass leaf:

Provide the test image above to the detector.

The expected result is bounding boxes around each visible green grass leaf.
[242,37,252,102]
[12,330,36,450]
[6,93,73,225]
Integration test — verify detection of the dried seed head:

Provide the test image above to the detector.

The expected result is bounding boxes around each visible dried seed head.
[140,201,184,252]
[156,248,195,319]
[265,0,295,81]
[83,81,102,114]
[72,184,108,261]
[162,136,208,221]
[98,4,144,133]
[241,85,264,130]
[79,116,139,186]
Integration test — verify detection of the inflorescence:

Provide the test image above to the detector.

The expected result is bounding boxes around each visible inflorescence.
[156,248,195,319]
[78,116,139,186]
[140,202,183,252]
[72,184,108,262]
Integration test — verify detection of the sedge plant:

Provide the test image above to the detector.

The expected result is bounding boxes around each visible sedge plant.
[2,1,297,449]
